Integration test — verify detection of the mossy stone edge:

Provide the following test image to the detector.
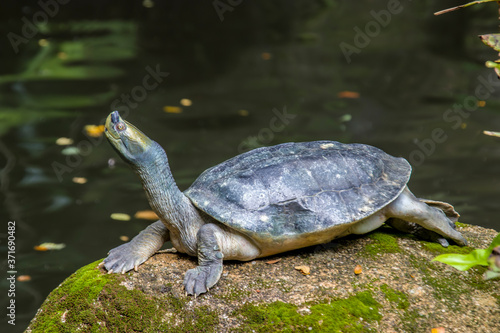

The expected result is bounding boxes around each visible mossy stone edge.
[26,224,500,332]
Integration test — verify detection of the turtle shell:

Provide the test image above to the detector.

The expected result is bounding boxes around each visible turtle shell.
[184,141,410,242]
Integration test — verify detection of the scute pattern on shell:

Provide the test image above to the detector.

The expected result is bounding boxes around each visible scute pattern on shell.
[184,141,411,239]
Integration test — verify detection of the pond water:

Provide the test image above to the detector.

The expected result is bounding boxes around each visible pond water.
[1,1,500,331]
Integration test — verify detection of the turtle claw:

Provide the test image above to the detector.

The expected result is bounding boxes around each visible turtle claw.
[436,237,450,248]
[183,264,222,297]
[103,241,150,274]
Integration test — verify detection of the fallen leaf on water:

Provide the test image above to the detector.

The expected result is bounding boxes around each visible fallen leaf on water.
[34,242,66,251]
[238,109,249,117]
[72,177,87,184]
[17,275,31,282]
[483,130,500,138]
[295,265,311,275]
[163,106,183,113]
[61,147,80,155]
[56,137,74,145]
[261,52,272,60]
[338,91,360,99]
[119,235,130,242]
[339,114,352,122]
[180,98,192,106]
[354,264,362,275]
[266,258,281,264]
[134,210,159,220]
[84,125,105,137]
[111,213,131,221]
[477,100,486,107]
[431,327,445,333]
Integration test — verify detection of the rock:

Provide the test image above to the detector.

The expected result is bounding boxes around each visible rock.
[26,224,500,332]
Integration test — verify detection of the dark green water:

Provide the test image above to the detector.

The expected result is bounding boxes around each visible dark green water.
[1,1,500,331]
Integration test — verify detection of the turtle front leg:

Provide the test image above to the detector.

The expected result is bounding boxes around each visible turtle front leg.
[386,187,467,246]
[103,220,169,273]
[184,224,224,296]
[184,223,261,296]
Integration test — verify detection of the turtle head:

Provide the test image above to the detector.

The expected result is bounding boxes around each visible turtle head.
[105,111,156,167]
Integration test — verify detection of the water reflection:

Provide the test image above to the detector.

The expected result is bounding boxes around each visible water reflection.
[1,1,500,331]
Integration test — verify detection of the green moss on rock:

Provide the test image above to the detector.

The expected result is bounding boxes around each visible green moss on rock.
[421,241,473,254]
[380,284,409,310]
[455,222,469,228]
[234,290,381,332]
[27,259,219,333]
[363,231,402,257]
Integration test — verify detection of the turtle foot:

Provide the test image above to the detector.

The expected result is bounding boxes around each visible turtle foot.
[184,263,223,297]
[103,220,169,274]
[103,242,150,274]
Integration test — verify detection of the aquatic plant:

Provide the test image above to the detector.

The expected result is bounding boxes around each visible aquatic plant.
[433,233,500,280]
[436,0,500,77]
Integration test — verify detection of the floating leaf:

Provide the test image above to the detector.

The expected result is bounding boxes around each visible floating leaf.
[238,109,249,117]
[56,137,74,145]
[266,258,281,265]
[339,114,352,122]
[354,264,362,275]
[61,147,80,155]
[38,39,49,47]
[261,52,272,60]
[337,91,360,99]
[295,265,311,275]
[143,0,154,8]
[483,130,500,138]
[84,124,105,137]
[72,177,87,184]
[34,242,66,251]
[134,210,159,220]
[110,213,131,221]
[163,106,183,113]
[17,275,31,282]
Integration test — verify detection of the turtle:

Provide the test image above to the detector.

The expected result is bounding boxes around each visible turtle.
[102,111,467,296]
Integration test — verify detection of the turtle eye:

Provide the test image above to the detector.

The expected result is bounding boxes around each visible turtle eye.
[116,122,126,131]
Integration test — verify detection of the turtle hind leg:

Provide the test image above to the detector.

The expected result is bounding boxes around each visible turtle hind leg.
[417,198,460,223]
[386,187,467,246]
[386,219,451,247]
[387,197,461,247]
[103,220,169,274]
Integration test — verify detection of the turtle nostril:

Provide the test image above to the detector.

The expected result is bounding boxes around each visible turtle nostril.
[111,111,119,124]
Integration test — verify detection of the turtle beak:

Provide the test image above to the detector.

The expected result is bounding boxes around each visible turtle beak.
[110,110,120,124]
[105,111,121,140]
